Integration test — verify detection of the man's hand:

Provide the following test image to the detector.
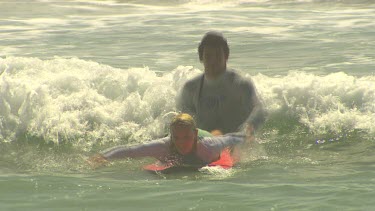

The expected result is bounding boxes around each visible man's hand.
[211,129,223,136]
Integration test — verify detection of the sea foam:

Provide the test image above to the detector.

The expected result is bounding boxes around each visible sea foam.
[0,57,374,150]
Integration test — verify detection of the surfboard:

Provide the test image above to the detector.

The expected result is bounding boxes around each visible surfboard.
[143,148,236,174]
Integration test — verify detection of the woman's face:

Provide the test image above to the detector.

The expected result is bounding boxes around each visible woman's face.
[172,126,198,155]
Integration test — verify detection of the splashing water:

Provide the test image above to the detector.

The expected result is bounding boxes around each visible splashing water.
[1,57,374,151]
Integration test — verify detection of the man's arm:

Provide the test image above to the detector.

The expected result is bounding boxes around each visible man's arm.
[241,79,267,132]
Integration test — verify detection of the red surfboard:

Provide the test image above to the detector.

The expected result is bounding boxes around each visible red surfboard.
[143,148,237,174]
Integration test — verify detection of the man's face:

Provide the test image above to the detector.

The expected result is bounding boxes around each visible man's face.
[202,46,227,78]
[172,126,198,155]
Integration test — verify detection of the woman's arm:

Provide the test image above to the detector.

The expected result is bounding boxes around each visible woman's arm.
[197,133,246,162]
[87,137,170,168]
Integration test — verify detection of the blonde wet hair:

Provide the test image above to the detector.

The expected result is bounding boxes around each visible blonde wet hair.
[169,113,197,132]
[169,113,198,152]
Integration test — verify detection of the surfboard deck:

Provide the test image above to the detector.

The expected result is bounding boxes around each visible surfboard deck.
[143,148,236,174]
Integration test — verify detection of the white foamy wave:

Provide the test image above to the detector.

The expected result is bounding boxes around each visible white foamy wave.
[0,57,374,149]
[0,57,200,149]
[252,71,375,136]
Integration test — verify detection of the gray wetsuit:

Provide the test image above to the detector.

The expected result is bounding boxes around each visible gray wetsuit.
[177,69,265,133]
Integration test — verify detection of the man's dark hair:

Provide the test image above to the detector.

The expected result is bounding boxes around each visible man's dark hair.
[198,31,230,61]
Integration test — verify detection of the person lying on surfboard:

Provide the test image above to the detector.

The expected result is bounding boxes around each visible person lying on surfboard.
[87,113,247,170]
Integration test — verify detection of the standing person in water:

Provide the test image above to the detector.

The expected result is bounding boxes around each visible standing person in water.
[87,113,246,169]
[177,31,266,137]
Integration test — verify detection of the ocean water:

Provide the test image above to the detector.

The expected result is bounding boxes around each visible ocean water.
[1,0,374,210]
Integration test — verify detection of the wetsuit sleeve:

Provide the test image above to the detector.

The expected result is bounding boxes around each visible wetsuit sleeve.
[101,137,170,161]
[241,79,267,131]
[197,133,246,162]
